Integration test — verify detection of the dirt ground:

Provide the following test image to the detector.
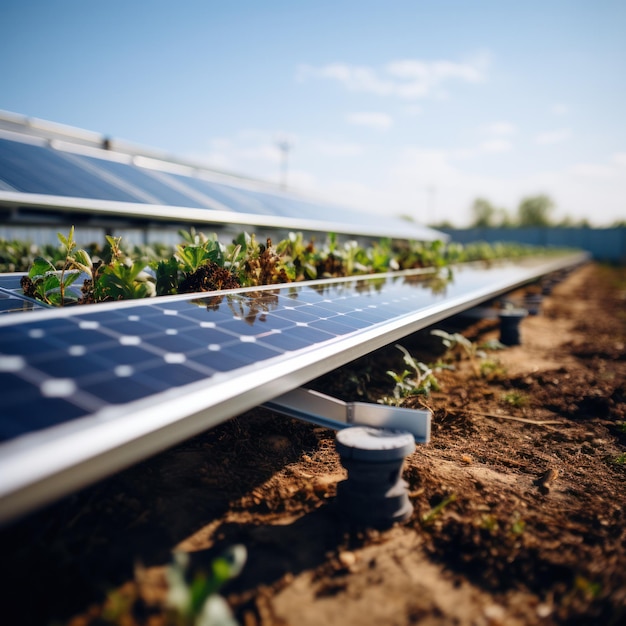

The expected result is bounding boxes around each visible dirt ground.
[1,262,625,626]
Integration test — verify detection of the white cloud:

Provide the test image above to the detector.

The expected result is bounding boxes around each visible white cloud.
[486,121,516,136]
[480,139,513,153]
[613,152,626,167]
[571,162,616,179]
[346,111,393,130]
[535,129,572,145]
[296,53,490,100]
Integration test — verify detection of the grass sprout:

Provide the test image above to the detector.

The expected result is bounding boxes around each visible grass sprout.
[421,494,457,526]
[502,391,529,408]
[378,344,441,406]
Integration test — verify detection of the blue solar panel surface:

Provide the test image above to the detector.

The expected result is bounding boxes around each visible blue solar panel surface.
[0,130,448,240]
[0,275,48,315]
[0,252,588,524]
[2,257,584,449]
[0,138,141,202]
[72,154,205,208]
[0,271,445,443]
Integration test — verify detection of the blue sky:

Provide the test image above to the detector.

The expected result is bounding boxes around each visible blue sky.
[2,0,625,226]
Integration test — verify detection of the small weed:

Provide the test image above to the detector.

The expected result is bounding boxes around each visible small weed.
[379,344,440,406]
[479,338,507,351]
[615,421,626,434]
[479,358,507,379]
[421,494,456,526]
[502,391,528,408]
[165,545,247,626]
[20,226,87,306]
[509,512,526,536]
[478,514,500,533]
[610,452,626,465]
[97,546,246,626]
[573,576,602,600]
[431,329,505,378]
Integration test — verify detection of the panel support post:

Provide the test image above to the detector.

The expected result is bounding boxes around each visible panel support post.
[264,387,431,443]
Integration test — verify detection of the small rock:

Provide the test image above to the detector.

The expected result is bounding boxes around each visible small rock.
[484,603,506,623]
[536,603,552,618]
[338,550,357,569]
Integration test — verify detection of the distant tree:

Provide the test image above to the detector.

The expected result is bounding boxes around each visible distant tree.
[517,194,554,227]
[470,198,497,227]
[557,215,576,227]
[497,208,516,227]
[469,198,514,228]
[429,219,455,229]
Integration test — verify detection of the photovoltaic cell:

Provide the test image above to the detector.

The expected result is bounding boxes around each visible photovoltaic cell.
[0,256,577,441]
[71,153,206,208]
[0,121,448,240]
[166,173,274,214]
[0,275,48,315]
[0,138,142,202]
[0,248,586,523]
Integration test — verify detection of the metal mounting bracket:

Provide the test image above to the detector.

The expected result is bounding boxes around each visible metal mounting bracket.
[264,387,431,444]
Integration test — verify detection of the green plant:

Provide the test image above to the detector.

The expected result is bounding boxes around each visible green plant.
[274,231,318,280]
[509,511,526,536]
[17,226,575,307]
[166,545,247,626]
[230,232,290,285]
[502,391,529,408]
[431,329,487,377]
[610,452,626,465]
[20,227,85,306]
[572,576,602,601]
[379,344,441,406]
[421,494,456,525]
[478,514,499,533]
[479,358,507,379]
[176,229,226,274]
[96,259,156,300]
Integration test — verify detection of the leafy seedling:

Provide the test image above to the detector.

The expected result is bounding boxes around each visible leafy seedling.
[431,329,488,377]
[166,545,247,626]
[421,494,457,526]
[379,344,441,406]
[502,391,529,408]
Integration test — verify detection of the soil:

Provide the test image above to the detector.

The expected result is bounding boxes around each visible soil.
[1,262,625,626]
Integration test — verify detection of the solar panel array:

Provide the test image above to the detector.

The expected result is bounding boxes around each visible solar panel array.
[0,253,587,523]
[0,112,444,240]
[0,111,589,526]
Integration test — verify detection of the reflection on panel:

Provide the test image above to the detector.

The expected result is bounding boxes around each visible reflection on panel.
[0,252,587,524]
[0,138,140,202]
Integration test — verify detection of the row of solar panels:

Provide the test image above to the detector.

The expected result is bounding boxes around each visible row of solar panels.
[0,252,588,524]
[0,111,444,240]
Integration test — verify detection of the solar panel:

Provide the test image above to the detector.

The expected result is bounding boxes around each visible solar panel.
[0,113,446,241]
[0,253,587,523]
[0,274,48,315]
[0,136,142,202]
[67,152,204,207]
